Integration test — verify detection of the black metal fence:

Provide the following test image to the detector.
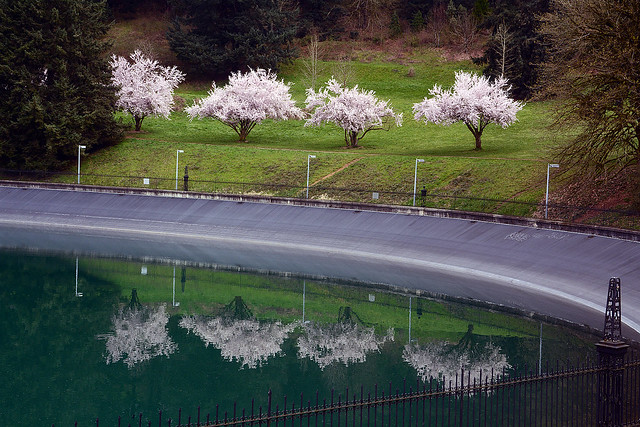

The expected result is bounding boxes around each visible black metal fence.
[1,168,638,228]
[60,355,640,427]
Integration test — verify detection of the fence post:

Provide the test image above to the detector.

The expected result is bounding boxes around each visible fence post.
[183,166,189,191]
[267,390,272,427]
[595,277,629,427]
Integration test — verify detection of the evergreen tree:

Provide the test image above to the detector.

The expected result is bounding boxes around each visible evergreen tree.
[298,0,346,38]
[0,0,122,171]
[389,11,403,38]
[167,0,299,77]
[410,11,425,32]
[472,0,490,21]
[475,0,549,100]
[399,0,433,21]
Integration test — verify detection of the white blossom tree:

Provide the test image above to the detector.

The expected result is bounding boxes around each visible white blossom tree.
[111,50,185,131]
[185,68,304,142]
[180,315,296,369]
[297,322,394,370]
[305,78,403,148]
[97,304,177,368]
[413,71,524,150]
[402,341,510,385]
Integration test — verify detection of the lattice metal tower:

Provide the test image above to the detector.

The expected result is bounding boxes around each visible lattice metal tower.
[596,277,629,427]
[603,277,623,341]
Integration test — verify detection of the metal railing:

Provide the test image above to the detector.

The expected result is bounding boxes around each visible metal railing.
[57,355,640,427]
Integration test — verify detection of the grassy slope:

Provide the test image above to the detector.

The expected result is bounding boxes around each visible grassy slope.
[74,43,558,215]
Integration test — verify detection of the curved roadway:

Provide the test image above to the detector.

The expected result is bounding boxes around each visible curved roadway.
[1,185,639,340]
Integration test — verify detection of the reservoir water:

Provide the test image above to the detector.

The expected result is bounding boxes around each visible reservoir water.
[0,249,600,426]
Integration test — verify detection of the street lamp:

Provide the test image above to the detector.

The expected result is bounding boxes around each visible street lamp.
[545,163,560,219]
[77,145,86,184]
[413,159,425,206]
[306,154,316,199]
[175,149,184,190]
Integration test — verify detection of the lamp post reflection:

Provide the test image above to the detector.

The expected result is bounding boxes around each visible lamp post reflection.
[172,266,180,307]
[75,257,83,297]
[302,280,309,323]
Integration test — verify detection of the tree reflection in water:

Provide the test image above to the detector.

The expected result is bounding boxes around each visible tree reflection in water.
[98,304,177,368]
[402,325,510,384]
[298,322,395,370]
[180,316,296,369]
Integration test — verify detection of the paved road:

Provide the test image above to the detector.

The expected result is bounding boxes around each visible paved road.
[1,186,639,340]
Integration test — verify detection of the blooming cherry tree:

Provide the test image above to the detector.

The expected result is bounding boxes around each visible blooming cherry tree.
[413,71,524,150]
[111,50,185,131]
[186,68,304,142]
[305,78,403,148]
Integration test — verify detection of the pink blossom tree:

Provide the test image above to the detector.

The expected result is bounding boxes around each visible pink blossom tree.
[185,68,304,142]
[413,71,524,150]
[305,78,403,148]
[110,50,185,131]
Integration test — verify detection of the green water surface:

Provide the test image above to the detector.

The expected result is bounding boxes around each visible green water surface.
[0,250,599,426]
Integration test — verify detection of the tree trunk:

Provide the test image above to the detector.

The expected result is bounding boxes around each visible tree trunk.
[236,120,256,142]
[475,133,482,150]
[349,131,359,148]
[134,115,144,131]
[238,127,249,142]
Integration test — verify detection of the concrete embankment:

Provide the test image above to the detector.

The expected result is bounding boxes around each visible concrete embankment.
[1,181,639,340]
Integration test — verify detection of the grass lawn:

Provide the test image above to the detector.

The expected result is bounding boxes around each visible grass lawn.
[69,55,562,216]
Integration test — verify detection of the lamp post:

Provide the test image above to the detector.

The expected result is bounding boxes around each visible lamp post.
[306,154,316,198]
[413,159,425,206]
[545,163,559,219]
[77,145,86,184]
[175,150,184,190]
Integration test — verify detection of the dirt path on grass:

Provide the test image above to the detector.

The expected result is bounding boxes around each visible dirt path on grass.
[310,157,364,186]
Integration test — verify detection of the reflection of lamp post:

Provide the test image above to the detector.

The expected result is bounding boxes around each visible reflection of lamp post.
[545,163,559,219]
[172,266,180,307]
[538,322,543,375]
[77,145,86,184]
[302,280,306,323]
[75,257,83,297]
[413,159,425,206]
[408,297,412,343]
[175,150,184,190]
[306,155,316,198]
